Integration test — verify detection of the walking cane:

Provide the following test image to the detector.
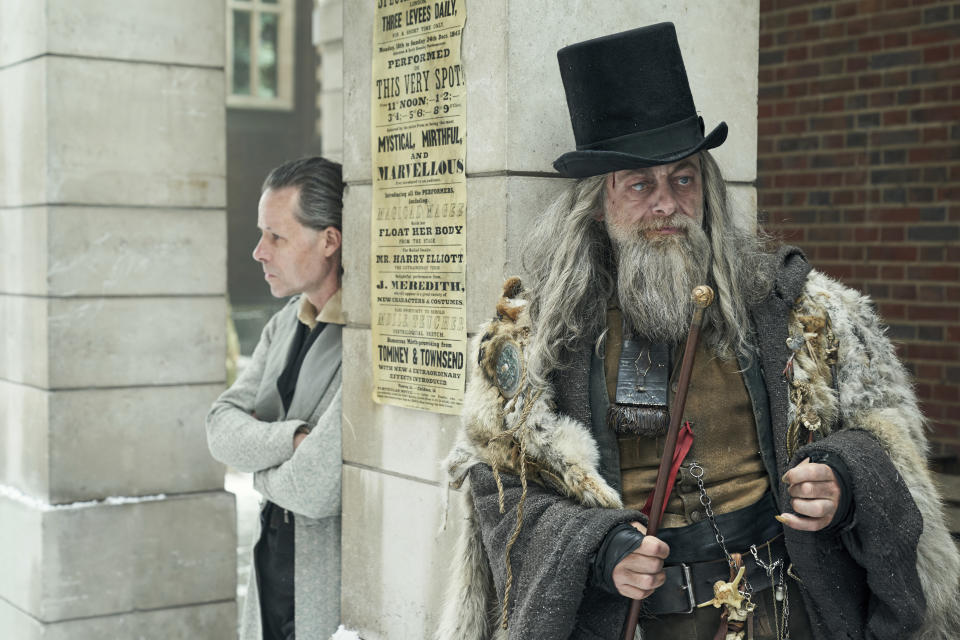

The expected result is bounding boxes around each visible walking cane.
[621,285,715,640]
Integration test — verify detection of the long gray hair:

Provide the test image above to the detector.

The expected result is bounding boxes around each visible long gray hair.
[521,151,775,384]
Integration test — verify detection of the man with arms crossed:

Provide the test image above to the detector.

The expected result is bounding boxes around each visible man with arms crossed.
[207,157,344,640]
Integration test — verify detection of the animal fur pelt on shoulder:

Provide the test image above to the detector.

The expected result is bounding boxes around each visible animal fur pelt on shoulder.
[437,277,622,640]
[791,271,960,640]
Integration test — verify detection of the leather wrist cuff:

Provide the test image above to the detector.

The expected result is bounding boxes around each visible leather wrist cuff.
[592,523,645,595]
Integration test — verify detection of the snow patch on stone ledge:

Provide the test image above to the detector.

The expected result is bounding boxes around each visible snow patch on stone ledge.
[331,625,363,640]
[0,483,166,511]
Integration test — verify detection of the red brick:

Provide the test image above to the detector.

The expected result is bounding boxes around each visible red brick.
[884,32,909,48]
[822,96,845,111]
[837,1,859,17]
[778,62,823,81]
[878,303,907,318]
[823,23,847,39]
[760,192,785,207]
[854,227,879,241]
[858,73,884,89]
[775,101,798,116]
[847,18,870,36]
[869,91,896,107]
[948,326,960,342]
[759,104,774,119]
[784,118,808,133]
[909,306,960,322]
[908,265,960,281]
[759,120,783,136]
[881,265,905,279]
[909,145,960,162]
[759,68,777,84]
[883,110,909,126]
[916,364,943,379]
[841,246,865,260]
[833,190,858,204]
[853,264,878,278]
[921,126,949,143]
[859,35,884,52]
[823,134,846,149]
[786,81,810,98]
[847,56,870,72]
[869,9,922,31]
[931,385,960,403]
[891,284,917,299]
[906,343,960,360]
[881,227,905,241]
[868,246,918,261]
[819,246,840,260]
[787,46,809,62]
[911,26,960,46]
[787,9,810,25]
[925,45,952,64]
[917,286,944,301]
[822,263,855,279]
[797,98,820,114]
[844,170,869,186]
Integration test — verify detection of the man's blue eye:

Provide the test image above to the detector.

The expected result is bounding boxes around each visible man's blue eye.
[677,176,691,185]
[630,183,647,192]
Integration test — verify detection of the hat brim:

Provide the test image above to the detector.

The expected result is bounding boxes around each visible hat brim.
[552,122,728,178]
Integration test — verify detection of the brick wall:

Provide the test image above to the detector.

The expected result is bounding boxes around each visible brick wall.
[757,0,960,451]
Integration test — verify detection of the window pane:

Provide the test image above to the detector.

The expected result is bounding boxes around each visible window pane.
[258,12,279,98]
[232,10,251,95]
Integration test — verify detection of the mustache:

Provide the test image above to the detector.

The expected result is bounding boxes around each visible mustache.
[610,214,701,243]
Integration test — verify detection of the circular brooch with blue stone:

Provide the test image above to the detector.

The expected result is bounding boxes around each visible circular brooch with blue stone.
[494,339,523,398]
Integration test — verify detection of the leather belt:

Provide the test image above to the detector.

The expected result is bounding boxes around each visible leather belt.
[642,536,786,616]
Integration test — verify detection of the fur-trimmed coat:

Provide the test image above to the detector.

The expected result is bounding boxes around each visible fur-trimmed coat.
[437,251,960,640]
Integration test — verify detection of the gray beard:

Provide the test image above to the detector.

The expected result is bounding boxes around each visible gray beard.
[608,218,712,343]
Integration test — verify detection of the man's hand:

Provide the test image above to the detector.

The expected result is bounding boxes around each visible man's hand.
[293,426,311,450]
[778,457,841,532]
[611,522,670,599]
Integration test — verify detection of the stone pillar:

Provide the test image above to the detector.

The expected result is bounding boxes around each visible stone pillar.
[316,0,345,162]
[0,2,236,638]
[338,2,759,637]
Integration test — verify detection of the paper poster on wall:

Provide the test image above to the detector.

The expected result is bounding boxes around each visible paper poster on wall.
[370,0,467,414]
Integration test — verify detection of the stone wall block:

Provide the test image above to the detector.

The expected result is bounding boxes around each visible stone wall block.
[342,182,371,326]
[46,58,225,207]
[0,60,48,207]
[0,0,46,67]
[340,465,461,640]
[341,0,374,183]
[341,327,458,482]
[45,296,226,389]
[1,207,226,297]
[0,599,236,640]
[0,295,49,387]
[44,0,224,67]
[316,0,344,46]
[462,0,509,174]
[0,296,225,389]
[47,384,226,502]
[0,381,50,498]
[0,491,236,621]
[727,184,759,231]
[0,207,48,297]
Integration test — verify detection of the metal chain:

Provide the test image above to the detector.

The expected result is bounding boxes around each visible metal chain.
[688,462,735,568]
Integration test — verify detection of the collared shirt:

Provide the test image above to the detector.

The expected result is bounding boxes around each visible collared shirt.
[297,288,345,330]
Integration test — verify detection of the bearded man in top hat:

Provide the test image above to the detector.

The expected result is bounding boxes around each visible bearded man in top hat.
[436,23,960,640]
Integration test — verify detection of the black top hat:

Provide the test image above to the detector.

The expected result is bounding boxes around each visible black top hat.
[553,23,727,178]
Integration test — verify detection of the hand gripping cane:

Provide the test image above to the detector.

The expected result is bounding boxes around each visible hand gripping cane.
[621,285,715,640]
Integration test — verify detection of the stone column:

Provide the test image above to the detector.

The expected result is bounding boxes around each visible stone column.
[316,0,345,162]
[338,2,759,637]
[0,2,236,638]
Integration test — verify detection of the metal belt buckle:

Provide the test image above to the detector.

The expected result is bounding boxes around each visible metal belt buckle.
[680,563,696,614]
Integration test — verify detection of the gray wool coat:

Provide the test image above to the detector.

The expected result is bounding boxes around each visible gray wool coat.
[207,295,342,640]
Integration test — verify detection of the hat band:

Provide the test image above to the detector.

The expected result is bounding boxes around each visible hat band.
[576,115,703,156]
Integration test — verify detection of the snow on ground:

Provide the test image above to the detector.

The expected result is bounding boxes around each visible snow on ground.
[225,469,260,623]
[331,625,363,640]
